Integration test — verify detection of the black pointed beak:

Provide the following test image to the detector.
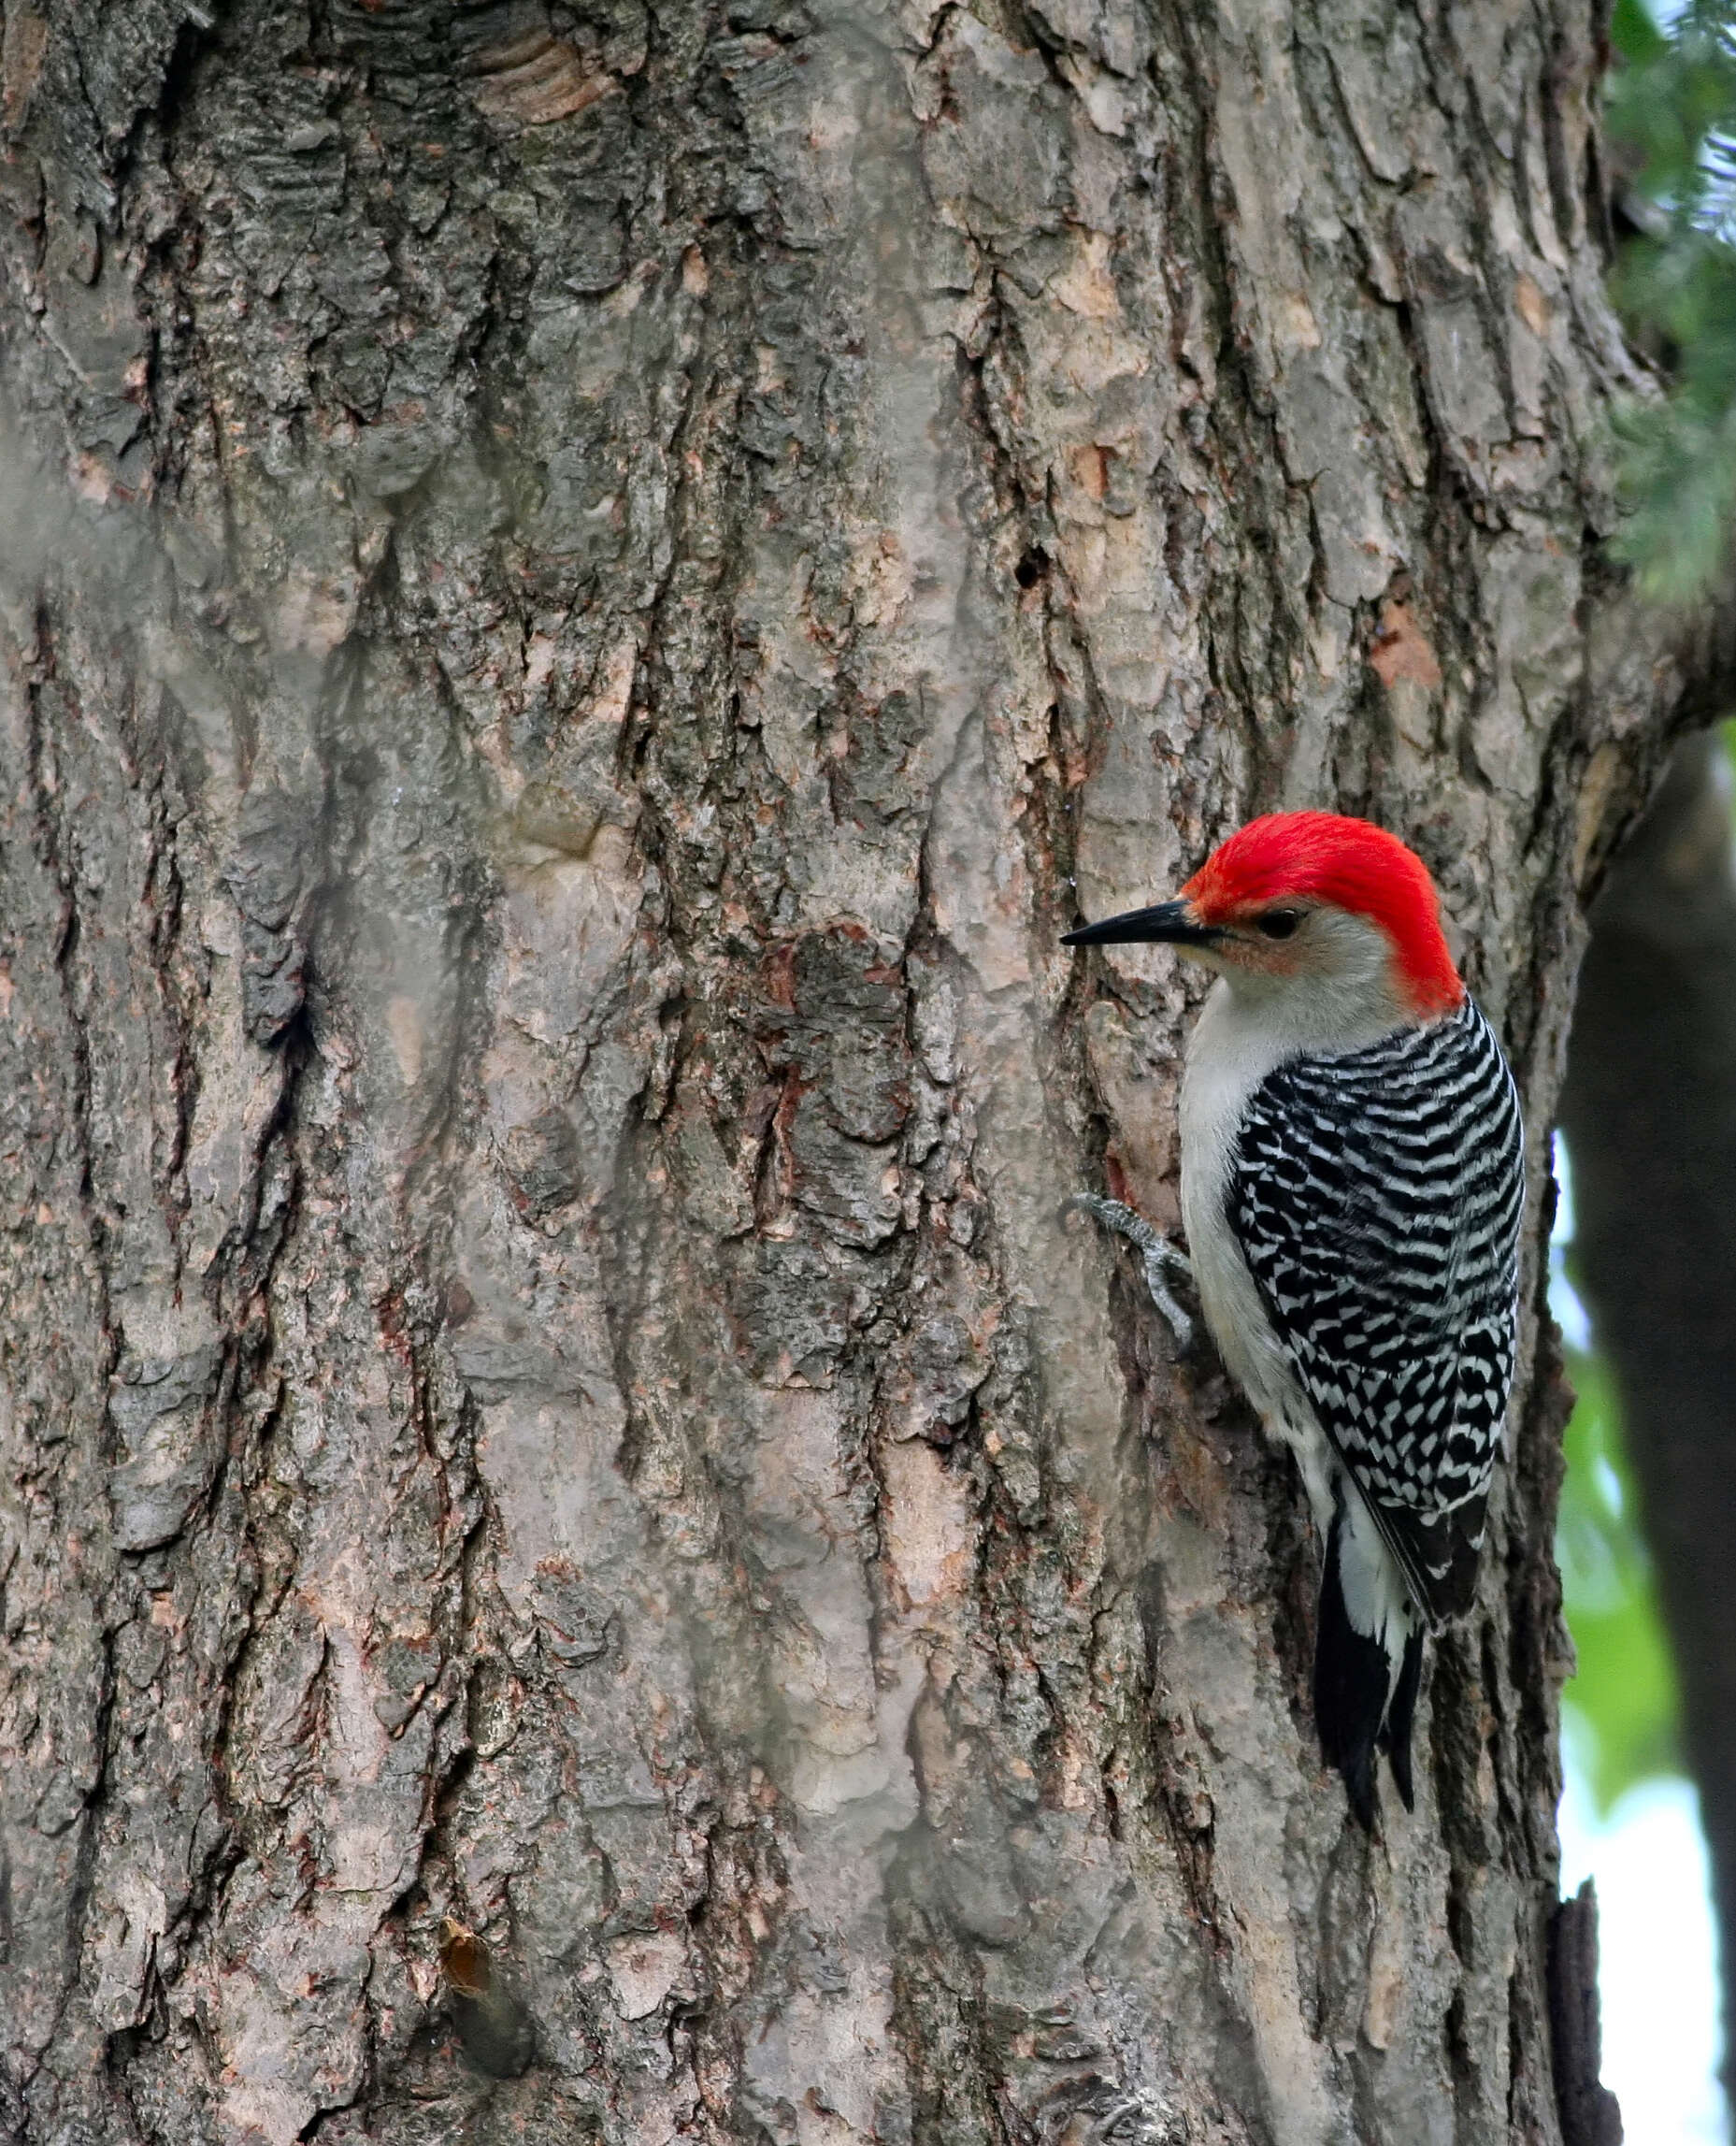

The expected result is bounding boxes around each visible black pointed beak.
[1061,899,1223,949]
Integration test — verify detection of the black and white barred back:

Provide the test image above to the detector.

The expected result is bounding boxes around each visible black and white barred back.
[1227,997,1526,1630]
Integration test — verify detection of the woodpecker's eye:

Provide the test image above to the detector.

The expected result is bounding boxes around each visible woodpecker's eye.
[1255,908,1303,941]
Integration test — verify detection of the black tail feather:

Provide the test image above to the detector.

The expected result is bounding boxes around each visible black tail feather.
[1378,1624,1427,1813]
[1313,1503,1390,1830]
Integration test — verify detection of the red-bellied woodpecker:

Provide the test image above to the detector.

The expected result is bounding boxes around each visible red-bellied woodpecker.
[1063,812,1525,1826]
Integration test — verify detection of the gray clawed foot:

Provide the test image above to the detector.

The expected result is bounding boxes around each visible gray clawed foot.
[1070,1194,1197,1353]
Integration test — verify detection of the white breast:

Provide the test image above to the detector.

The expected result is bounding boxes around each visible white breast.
[1179,981,1310,1425]
[1177,957,1414,1508]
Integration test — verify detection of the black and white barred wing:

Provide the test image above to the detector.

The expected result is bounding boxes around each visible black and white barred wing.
[1227,1000,1526,1627]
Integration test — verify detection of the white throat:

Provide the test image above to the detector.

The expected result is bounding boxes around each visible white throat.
[1181,905,1418,1128]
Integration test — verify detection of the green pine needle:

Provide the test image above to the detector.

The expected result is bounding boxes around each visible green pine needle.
[1606,0,1736,602]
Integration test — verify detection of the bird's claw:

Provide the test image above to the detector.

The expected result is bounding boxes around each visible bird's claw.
[1070,1193,1196,1353]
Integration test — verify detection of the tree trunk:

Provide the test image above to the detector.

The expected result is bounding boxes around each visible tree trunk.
[0,2,1705,2139]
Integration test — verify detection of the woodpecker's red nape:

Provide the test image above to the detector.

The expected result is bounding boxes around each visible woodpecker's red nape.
[1183,811,1463,1019]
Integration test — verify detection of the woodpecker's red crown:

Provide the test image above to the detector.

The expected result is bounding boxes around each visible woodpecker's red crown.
[1183,811,1463,1018]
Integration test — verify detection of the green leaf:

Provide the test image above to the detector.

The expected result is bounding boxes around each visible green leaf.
[1612,0,1669,66]
[1556,1347,1684,1814]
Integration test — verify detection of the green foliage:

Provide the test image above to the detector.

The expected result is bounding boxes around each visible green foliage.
[1556,1344,1684,1813]
[1614,0,1671,67]
[1608,1,1736,200]
[1605,0,1736,598]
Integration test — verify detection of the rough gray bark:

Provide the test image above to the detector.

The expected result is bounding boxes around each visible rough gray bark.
[1558,728,1736,2113]
[0,0,1703,2139]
